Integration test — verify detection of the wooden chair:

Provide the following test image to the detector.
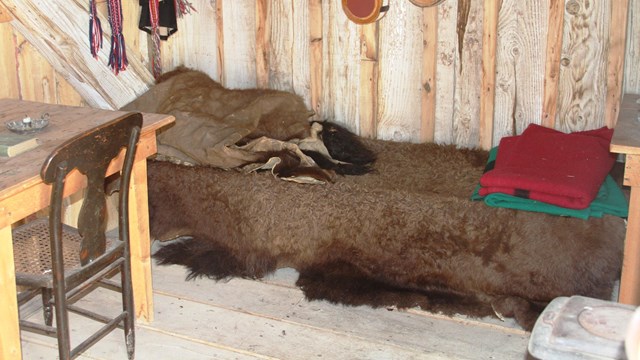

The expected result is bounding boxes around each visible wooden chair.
[11,112,143,359]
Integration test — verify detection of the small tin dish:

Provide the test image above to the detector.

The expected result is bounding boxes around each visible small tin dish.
[6,113,50,134]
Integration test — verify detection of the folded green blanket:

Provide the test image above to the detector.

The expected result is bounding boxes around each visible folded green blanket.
[472,147,629,220]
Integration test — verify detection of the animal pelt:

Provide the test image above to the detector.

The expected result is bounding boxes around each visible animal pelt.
[148,139,625,331]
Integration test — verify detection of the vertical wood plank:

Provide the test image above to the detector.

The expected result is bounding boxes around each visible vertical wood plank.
[542,0,564,128]
[605,0,630,128]
[309,0,323,120]
[479,0,500,150]
[222,0,256,89]
[0,24,19,99]
[158,0,218,81]
[215,0,224,84]
[14,33,56,103]
[54,74,85,106]
[420,5,438,143]
[434,0,458,145]
[557,0,610,133]
[0,225,21,360]
[493,0,546,143]
[453,0,483,148]
[377,0,423,142]
[255,0,269,88]
[321,0,360,131]
[625,0,640,94]
[291,2,312,108]
[268,0,294,92]
[358,23,378,139]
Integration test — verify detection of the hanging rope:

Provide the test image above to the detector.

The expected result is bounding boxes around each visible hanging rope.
[148,0,162,79]
[106,0,128,74]
[88,0,103,58]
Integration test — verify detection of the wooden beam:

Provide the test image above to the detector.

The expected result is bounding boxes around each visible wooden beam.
[0,1,12,22]
[479,0,501,149]
[215,0,225,86]
[309,0,323,120]
[255,0,269,88]
[1,0,153,109]
[358,23,378,139]
[420,5,438,143]
[605,0,630,128]
[542,0,564,128]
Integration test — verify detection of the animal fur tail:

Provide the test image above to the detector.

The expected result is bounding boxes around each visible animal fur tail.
[315,121,377,166]
[153,237,278,281]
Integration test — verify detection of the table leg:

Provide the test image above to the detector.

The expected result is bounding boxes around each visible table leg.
[620,185,640,304]
[128,159,154,322]
[0,225,22,359]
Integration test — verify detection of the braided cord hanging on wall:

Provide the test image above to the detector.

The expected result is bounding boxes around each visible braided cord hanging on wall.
[106,0,128,74]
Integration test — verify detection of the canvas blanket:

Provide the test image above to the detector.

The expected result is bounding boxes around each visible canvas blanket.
[121,68,339,183]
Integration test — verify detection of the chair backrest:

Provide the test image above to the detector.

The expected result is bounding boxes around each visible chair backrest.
[41,112,143,265]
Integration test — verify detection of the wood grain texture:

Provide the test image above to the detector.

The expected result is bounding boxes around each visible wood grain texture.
[2,0,152,109]
[606,0,630,128]
[267,0,293,91]
[255,0,269,88]
[0,23,19,99]
[309,0,323,120]
[542,0,564,128]
[433,0,458,145]
[321,0,360,132]
[221,0,256,89]
[291,2,312,109]
[556,0,610,133]
[159,0,219,81]
[215,0,224,84]
[479,0,500,149]
[358,22,378,139]
[453,0,483,148]
[0,0,11,22]
[420,5,438,143]
[0,0,633,150]
[267,0,312,107]
[625,0,640,94]
[376,0,423,142]
[493,0,545,144]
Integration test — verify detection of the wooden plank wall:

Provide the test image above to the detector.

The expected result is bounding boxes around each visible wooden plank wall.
[0,0,638,149]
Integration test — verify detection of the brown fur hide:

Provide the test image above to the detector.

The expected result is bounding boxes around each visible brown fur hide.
[148,139,625,330]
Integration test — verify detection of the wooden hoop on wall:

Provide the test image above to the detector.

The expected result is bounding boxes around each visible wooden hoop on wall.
[408,0,447,7]
[342,0,390,24]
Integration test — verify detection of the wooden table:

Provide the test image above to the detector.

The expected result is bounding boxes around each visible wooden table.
[0,99,174,359]
[611,93,640,305]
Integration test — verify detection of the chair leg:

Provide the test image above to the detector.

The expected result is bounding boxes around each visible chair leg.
[53,275,72,360]
[41,288,53,326]
[121,259,135,360]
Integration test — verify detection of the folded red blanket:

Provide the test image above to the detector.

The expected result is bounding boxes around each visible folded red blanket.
[479,124,616,209]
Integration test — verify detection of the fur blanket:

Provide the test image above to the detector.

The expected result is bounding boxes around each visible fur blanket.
[148,139,626,330]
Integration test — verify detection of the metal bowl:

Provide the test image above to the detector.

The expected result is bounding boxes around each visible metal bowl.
[6,113,50,134]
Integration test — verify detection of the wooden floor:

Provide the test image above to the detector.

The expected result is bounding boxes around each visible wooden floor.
[20,245,532,360]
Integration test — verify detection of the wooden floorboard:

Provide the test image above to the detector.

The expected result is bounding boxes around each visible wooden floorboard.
[19,261,531,359]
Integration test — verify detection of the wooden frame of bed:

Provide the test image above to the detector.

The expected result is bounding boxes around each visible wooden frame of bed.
[611,93,640,305]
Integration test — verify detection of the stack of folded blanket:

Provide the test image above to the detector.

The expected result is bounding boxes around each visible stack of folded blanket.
[473,124,628,219]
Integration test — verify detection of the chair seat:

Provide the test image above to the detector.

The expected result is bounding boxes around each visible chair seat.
[12,218,123,289]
